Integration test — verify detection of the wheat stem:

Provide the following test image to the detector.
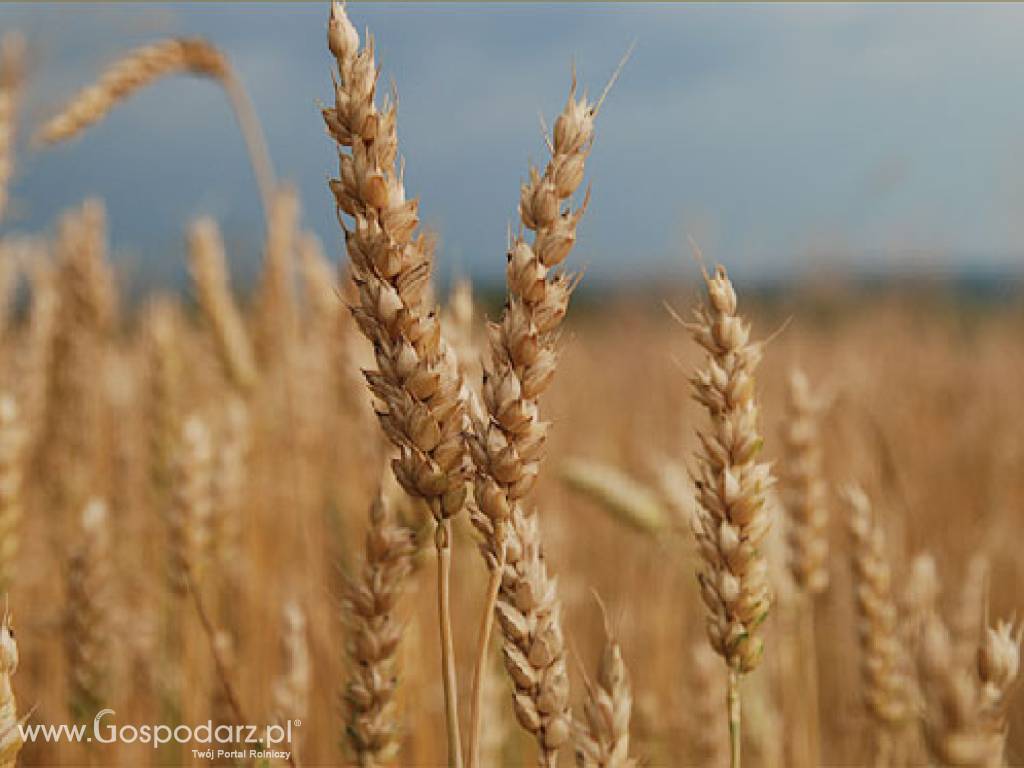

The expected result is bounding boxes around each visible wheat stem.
[468,540,505,768]
[435,518,464,768]
[728,668,741,768]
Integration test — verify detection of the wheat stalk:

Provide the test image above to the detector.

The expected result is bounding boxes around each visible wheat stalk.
[0,396,23,595]
[168,416,213,596]
[65,498,111,722]
[0,34,25,225]
[684,264,775,768]
[781,369,829,595]
[273,599,311,761]
[343,490,415,767]
[465,69,606,768]
[919,610,1022,766]
[187,217,258,393]
[0,614,21,768]
[323,5,470,762]
[842,485,913,766]
[35,37,275,216]
[574,612,637,768]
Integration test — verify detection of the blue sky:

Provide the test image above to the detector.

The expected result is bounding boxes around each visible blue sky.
[3,3,1024,290]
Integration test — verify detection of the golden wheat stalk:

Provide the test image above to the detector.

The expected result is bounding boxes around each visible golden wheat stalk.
[35,37,275,216]
[343,490,415,766]
[685,264,775,768]
[323,5,470,763]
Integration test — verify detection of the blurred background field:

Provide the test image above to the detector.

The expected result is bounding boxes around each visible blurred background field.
[1,3,1023,768]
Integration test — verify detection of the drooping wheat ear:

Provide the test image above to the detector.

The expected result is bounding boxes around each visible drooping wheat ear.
[144,299,183,498]
[324,1,467,523]
[324,6,469,761]
[65,498,111,722]
[842,485,914,764]
[35,38,274,215]
[686,265,775,673]
[0,395,24,594]
[187,217,258,393]
[273,599,311,733]
[781,369,829,595]
[254,185,300,369]
[0,34,25,225]
[168,415,214,596]
[689,642,729,768]
[342,490,415,767]
[466,71,604,768]
[574,613,637,768]
[560,457,669,538]
[210,395,250,577]
[0,615,22,768]
[918,611,1022,766]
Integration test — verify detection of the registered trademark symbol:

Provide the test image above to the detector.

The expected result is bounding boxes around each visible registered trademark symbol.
[293,719,301,727]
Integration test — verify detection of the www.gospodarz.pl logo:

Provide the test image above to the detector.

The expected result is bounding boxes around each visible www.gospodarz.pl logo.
[19,709,300,761]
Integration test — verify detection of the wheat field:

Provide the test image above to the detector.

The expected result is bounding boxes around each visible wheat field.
[0,4,1022,767]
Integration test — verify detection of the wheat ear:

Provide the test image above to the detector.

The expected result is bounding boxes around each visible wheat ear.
[187,217,258,393]
[168,416,213,596]
[574,610,637,768]
[782,369,829,595]
[0,34,25,225]
[65,498,111,722]
[0,614,22,768]
[0,396,23,595]
[685,264,775,768]
[465,71,602,768]
[343,490,415,767]
[35,38,275,216]
[273,599,311,760]
[324,5,469,763]
[919,610,1022,766]
[842,485,913,765]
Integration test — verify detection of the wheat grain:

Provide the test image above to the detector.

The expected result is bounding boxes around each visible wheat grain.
[274,598,311,762]
[343,491,415,767]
